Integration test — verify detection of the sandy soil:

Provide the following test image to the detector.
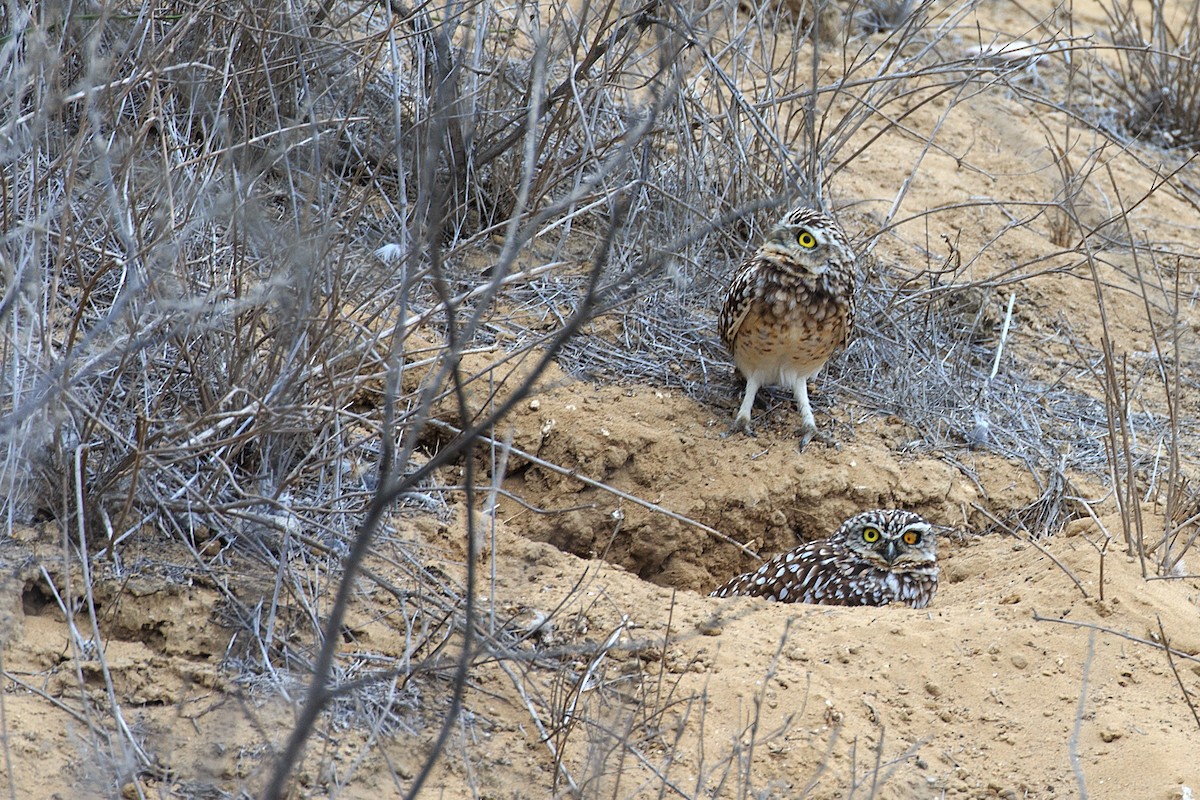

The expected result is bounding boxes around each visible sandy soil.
[4,0,1200,798]
[5,485,1199,797]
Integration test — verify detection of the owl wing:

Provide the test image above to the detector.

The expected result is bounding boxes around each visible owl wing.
[834,261,857,348]
[717,256,761,348]
[710,541,887,605]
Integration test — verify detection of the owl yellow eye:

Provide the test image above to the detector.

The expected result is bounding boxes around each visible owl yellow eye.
[796,230,817,249]
[903,530,922,545]
[862,527,881,543]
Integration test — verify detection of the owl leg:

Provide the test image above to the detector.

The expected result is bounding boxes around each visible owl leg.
[791,376,831,448]
[725,375,760,437]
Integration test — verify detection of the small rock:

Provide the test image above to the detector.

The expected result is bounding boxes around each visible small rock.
[1011,654,1028,669]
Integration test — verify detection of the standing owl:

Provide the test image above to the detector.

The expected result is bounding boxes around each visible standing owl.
[717,205,857,446]
[709,509,939,608]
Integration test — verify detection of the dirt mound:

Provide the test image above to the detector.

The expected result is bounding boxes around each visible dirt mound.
[2,530,299,797]
[353,503,1200,799]
[494,378,1042,593]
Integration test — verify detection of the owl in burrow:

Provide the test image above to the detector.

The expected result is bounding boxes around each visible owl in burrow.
[717,205,857,447]
[709,509,939,609]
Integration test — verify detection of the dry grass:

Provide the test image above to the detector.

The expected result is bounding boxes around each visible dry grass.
[1095,0,1200,149]
[2,0,1200,797]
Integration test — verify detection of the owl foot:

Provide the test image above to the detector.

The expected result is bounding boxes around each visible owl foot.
[723,415,756,438]
[796,424,834,451]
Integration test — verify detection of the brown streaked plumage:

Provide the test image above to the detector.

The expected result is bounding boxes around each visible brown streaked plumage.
[709,509,939,609]
[717,205,856,446]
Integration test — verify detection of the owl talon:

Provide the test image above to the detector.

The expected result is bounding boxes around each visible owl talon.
[797,425,834,450]
[723,417,756,438]
[797,425,814,450]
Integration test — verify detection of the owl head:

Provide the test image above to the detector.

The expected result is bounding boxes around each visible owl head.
[833,509,937,572]
[762,205,854,275]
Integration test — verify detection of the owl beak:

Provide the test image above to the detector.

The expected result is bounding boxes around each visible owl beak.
[883,540,900,564]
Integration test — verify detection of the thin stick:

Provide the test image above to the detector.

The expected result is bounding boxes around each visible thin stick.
[0,653,13,800]
[430,420,762,561]
[972,504,1088,598]
[1156,617,1200,732]
[0,670,93,728]
[494,660,581,794]
[1031,611,1200,664]
[988,291,1017,382]
[1069,630,1094,800]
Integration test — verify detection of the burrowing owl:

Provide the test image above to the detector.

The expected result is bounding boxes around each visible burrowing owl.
[709,509,938,608]
[717,205,856,446]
